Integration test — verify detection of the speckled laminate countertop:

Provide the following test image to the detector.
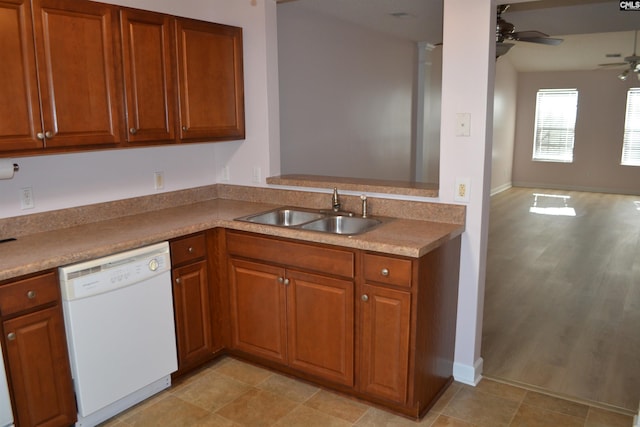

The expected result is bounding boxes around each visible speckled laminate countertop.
[0,185,465,282]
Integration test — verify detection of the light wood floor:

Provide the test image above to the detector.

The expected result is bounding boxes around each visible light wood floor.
[482,187,640,412]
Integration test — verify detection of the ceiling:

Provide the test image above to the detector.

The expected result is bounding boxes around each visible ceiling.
[276,0,639,72]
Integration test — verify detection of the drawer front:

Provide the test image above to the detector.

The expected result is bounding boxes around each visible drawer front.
[171,233,207,266]
[226,231,354,279]
[0,271,59,316]
[363,253,412,288]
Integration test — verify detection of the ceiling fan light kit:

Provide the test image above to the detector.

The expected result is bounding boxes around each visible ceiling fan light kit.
[602,30,640,81]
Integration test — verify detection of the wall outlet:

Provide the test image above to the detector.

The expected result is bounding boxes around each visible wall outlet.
[154,171,164,190]
[221,166,230,182]
[454,177,471,203]
[20,187,34,210]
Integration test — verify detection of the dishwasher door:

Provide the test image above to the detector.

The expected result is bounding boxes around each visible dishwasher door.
[59,242,177,426]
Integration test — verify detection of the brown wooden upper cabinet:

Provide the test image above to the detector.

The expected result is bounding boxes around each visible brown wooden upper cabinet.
[0,0,123,153]
[120,8,176,144]
[175,18,245,142]
[1,0,245,155]
[0,0,43,152]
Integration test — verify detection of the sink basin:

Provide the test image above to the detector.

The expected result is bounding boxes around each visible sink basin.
[237,208,325,227]
[300,216,381,235]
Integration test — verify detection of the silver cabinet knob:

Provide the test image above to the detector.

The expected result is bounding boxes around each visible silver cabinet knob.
[175,277,181,284]
[381,268,389,277]
[129,127,138,135]
[36,132,45,140]
[278,277,284,284]
[361,294,369,302]
[283,278,290,286]
[44,130,54,138]
[188,247,194,253]
[7,332,16,341]
[182,126,188,131]
[27,290,36,299]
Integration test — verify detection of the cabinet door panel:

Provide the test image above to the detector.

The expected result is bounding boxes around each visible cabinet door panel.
[120,9,175,143]
[360,284,411,403]
[3,305,76,427]
[173,261,212,371]
[228,259,286,363]
[287,270,354,386]
[175,18,244,141]
[0,0,43,151]
[32,0,122,147]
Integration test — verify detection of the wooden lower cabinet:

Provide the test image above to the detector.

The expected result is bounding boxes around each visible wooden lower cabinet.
[359,283,411,403]
[224,230,461,419]
[0,271,76,427]
[228,258,287,364]
[170,234,218,376]
[228,257,354,386]
[286,269,354,386]
[226,231,355,387]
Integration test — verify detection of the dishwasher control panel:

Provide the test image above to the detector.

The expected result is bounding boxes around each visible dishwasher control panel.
[59,242,170,301]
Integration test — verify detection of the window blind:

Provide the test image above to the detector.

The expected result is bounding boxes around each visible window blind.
[532,89,578,163]
[621,88,640,167]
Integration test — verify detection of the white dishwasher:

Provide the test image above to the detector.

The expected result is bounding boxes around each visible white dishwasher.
[59,242,177,427]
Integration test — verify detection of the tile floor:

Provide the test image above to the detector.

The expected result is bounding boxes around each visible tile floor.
[102,356,634,427]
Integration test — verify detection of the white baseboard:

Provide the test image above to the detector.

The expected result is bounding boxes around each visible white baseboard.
[490,183,512,196]
[511,181,640,196]
[453,357,483,386]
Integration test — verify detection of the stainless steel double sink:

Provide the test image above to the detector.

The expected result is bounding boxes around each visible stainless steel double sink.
[235,207,382,236]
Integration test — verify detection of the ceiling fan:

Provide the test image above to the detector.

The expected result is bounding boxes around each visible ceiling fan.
[599,30,640,81]
[496,4,563,58]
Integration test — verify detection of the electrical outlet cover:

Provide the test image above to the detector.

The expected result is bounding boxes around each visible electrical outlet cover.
[454,177,471,203]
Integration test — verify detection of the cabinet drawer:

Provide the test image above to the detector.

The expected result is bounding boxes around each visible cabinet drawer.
[363,253,412,288]
[227,231,354,279]
[171,234,207,266]
[0,271,59,316]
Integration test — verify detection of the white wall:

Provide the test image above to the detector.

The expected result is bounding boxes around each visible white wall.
[491,56,518,194]
[277,4,415,181]
[0,0,277,218]
[513,69,640,195]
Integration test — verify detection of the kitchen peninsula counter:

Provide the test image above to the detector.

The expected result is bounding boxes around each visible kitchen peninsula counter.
[0,184,464,282]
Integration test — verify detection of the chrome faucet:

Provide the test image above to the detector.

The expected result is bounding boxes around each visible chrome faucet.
[332,187,341,212]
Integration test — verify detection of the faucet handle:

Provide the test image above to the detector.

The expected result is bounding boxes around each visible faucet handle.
[361,194,368,218]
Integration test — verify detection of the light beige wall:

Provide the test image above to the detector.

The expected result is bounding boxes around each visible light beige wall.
[277,4,416,181]
[512,69,640,195]
[491,57,518,194]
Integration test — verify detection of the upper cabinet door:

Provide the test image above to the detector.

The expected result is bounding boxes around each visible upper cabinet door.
[32,0,123,148]
[120,9,175,144]
[175,18,245,142]
[0,0,44,151]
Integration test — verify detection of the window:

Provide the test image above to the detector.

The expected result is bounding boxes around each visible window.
[532,89,578,163]
[621,88,640,166]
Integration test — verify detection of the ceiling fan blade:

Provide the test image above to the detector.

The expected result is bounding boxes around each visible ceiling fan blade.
[515,36,563,46]
[512,30,549,39]
[598,62,629,67]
